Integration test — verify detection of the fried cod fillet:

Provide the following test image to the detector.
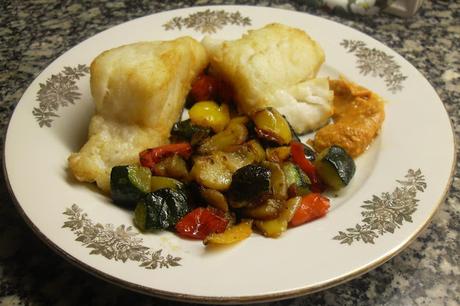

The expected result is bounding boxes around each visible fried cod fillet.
[202,23,333,134]
[68,37,208,192]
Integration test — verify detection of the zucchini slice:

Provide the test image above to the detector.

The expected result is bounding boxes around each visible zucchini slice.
[261,161,288,200]
[266,146,291,163]
[242,198,283,220]
[282,162,311,196]
[150,176,184,192]
[134,188,189,231]
[152,154,189,180]
[200,187,229,212]
[315,145,356,190]
[110,165,151,207]
[254,196,302,238]
[302,143,316,162]
[197,120,248,154]
[170,119,212,146]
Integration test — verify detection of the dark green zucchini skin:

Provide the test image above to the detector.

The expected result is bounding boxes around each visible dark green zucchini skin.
[284,117,316,161]
[282,162,311,196]
[316,145,356,190]
[110,165,151,208]
[302,144,316,162]
[170,119,212,145]
[285,116,301,143]
[134,188,190,231]
[228,164,271,203]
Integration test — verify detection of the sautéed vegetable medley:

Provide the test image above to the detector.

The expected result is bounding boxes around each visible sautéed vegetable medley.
[110,73,358,245]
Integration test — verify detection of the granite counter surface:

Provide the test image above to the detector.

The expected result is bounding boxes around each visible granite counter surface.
[0,1,458,305]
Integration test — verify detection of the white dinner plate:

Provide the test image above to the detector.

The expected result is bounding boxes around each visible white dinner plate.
[3,5,455,304]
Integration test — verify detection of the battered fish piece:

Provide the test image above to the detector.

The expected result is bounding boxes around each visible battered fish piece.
[312,79,385,158]
[202,23,333,134]
[68,38,208,192]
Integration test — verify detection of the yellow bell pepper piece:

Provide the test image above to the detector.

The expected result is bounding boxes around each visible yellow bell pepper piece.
[251,107,292,145]
[204,220,253,245]
[189,101,230,132]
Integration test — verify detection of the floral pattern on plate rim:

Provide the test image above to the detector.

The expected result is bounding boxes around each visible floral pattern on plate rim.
[341,39,407,92]
[63,204,181,270]
[33,65,89,128]
[162,9,251,34]
[333,169,426,245]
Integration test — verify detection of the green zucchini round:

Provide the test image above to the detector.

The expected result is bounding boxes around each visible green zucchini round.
[150,176,184,192]
[134,188,190,231]
[315,145,356,190]
[110,165,151,207]
[282,162,311,196]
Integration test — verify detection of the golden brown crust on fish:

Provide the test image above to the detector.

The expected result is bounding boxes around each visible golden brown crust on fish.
[202,23,332,134]
[68,37,209,192]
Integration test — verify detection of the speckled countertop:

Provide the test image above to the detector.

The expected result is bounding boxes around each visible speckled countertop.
[0,1,459,305]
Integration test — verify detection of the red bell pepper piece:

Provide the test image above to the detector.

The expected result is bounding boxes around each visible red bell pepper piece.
[139,143,192,170]
[289,193,330,227]
[189,74,219,102]
[290,141,323,192]
[175,207,229,240]
[189,74,233,104]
